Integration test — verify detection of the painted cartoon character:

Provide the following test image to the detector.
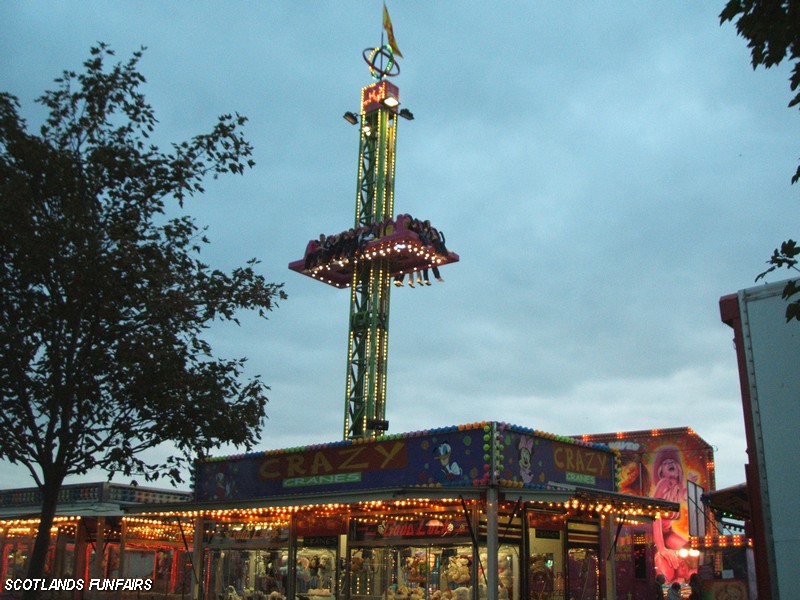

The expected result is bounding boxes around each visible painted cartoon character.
[434,442,463,481]
[215,471,232,500]
[518,435,534,483]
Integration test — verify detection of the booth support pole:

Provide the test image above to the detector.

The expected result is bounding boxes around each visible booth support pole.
[486,487,499,600]
[192,515,203,600]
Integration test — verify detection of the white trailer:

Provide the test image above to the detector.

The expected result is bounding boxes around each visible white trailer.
[720,279,800,600]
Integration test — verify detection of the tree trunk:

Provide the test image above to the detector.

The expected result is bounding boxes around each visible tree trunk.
[23,475,64,600]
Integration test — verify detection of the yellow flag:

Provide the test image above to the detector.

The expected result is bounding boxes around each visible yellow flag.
[383,4,403,58]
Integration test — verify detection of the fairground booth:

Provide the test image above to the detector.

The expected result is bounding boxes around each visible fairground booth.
[696,484,755,600]
[130,422,678,600]
[0,483,193,595]
[576,428,751,599]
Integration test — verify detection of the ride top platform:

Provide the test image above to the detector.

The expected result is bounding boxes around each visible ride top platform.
[288,213,459,288]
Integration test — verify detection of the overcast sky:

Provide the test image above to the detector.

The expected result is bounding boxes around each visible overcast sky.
[2,2,797,493]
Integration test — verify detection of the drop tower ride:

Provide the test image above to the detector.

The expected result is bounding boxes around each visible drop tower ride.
[289,34,458,441]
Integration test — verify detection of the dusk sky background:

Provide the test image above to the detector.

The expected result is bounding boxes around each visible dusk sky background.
[2,2,798,493]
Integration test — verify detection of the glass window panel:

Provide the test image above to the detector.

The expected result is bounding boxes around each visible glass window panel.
[204,549,289,600]
[296,546,337,598]
[566,548,598,600]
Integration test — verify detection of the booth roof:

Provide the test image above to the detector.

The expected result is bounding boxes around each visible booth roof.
[127,481,679,520]
[704,482,749,521]
[573,426,714,451]
[0,482,192,519]
[196,421,614,464]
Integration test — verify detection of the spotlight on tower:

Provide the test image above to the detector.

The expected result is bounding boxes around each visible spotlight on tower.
[367,419,390,432]
[399,108,414,121]
[343,111,359,125]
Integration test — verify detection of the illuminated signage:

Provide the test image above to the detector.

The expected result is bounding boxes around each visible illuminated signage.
[283,472,362,488]
[553,444,610,478]
[361,80,400,114]
[258,440,406,481]
[350,515,470,541]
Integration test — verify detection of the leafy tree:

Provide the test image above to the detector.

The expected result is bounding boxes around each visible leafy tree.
[721,0,800,319]
[0,44,285,588]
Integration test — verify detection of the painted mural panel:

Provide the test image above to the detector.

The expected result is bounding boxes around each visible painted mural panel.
[196,424,620,502]
[194,426,486,502]
[581,428,715,585]
[498,427,615,491]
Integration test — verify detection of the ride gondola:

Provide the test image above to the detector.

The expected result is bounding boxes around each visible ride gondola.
[288,214,459,288]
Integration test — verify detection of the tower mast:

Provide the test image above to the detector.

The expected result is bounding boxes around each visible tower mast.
[288,35,458,441]
[344,77,399,440]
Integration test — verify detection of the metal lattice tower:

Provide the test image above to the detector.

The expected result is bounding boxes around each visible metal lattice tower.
[288,45,458,442]
[344,80,399,440]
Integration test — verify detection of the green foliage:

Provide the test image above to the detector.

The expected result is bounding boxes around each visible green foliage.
[721,1,800,320]
[756,240,800,320]
[0,43,286,489]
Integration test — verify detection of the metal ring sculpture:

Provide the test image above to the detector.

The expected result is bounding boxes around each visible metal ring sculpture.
[363,45,400,79]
